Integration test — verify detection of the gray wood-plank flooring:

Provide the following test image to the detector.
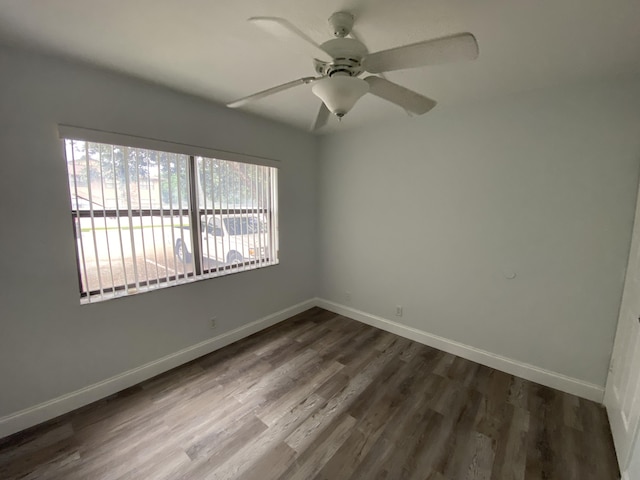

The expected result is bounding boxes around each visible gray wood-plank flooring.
[0,307,619,479]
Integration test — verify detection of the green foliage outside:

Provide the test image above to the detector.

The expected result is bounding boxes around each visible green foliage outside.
[66,140,273,210]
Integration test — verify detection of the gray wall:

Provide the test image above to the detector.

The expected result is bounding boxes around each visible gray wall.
[0,46,318,417]
[317,78,640,386]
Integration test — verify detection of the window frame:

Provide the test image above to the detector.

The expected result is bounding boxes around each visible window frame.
[61,126,280,303]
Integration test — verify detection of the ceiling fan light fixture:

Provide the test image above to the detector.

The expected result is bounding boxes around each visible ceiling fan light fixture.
[311,75,369,117]
[232,12,480,129]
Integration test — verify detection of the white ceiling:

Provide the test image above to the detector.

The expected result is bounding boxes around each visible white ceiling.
[1,0,639,133]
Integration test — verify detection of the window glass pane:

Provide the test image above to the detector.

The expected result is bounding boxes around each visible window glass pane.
[66,142,189,211]
[196,156,277,271]
[75,214,194,293]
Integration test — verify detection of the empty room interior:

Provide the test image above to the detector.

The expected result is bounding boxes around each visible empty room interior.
[1,1,640,479]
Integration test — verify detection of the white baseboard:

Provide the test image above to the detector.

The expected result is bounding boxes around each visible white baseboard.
[0,296,606,441]
[0,298,316,440]
[315,298,605,403]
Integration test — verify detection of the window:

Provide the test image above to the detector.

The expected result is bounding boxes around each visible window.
[63,136,278,303]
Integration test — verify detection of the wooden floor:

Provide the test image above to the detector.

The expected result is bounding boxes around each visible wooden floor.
[0,307,619,480]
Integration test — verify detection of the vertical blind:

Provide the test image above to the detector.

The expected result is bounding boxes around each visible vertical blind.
[64,139,279,303]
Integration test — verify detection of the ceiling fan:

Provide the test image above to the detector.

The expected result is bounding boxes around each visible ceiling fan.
[227,12,479,130]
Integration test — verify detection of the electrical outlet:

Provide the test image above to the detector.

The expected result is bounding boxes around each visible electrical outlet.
[345,291,352,302]
[210,317,217,329]
[395,305,403,317]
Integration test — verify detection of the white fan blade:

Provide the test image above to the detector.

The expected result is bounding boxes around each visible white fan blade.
[364,76,436,115]
[311,102,330,131]
[363,33,478,73]
[350,29,412,117]
[249,17,332,62]
[227,77,317,108]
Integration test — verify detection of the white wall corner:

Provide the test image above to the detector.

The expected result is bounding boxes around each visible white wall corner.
[0,298,316,440]
[314,298,605,403]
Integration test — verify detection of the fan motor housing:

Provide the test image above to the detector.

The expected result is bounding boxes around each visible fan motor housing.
[315,37,367,77]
